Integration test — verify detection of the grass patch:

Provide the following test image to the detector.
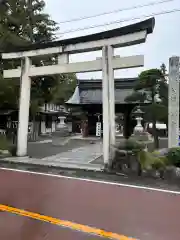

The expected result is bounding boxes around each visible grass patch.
[0,135,9,151]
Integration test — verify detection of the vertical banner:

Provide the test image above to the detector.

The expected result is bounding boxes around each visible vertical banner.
[96,122,101,137]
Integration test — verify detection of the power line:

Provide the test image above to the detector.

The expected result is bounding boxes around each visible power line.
[56,8,180,35]
[57,0,174,24]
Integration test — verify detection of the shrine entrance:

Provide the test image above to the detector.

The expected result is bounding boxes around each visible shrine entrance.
[66,78,139,138]
[2,17,155,167]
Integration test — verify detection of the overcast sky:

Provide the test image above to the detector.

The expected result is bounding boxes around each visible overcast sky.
[45,0,180,79]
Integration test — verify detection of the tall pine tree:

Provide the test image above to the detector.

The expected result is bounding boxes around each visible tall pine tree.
[0,0,58,48]
[0,0,76,111]
[0,0,58,110]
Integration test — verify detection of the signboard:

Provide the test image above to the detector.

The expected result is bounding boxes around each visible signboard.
[96,122,101,137]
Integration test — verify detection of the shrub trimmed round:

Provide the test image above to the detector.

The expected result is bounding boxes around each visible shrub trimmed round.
[167,147,180,168]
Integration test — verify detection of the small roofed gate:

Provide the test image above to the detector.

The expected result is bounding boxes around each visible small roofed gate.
[2,17,155,168]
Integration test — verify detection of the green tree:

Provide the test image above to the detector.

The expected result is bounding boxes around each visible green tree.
[0,0,77,113]
[52,73,77,105]
[0,0,29,52]
[0,0,58,46]
[159,63,168,105]
[126,68,167,149]
[0,0,58,107]
[0,78,19,109]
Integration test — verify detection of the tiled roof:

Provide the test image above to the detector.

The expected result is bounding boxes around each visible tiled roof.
[66,78,138,105]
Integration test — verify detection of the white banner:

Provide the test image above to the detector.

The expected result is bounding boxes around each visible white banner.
[96,122,101,137]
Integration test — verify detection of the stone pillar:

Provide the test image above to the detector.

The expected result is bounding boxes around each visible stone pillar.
[102,46,110,166]
[108,46,116,160]
[17,57,31,156]
[52,121,56,132]
[41,121,46,134]
[168,56,180,148]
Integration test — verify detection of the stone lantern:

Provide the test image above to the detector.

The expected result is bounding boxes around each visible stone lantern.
[57,116,67,128]
[52,114,70,146]
[133,107,144,135]
[131,106,152,142]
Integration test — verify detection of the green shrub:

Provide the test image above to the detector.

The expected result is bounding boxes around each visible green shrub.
[151,156,168,170]
[152,150,161,156]
[138,150,152,169]
[0,135,17,156]
[167,147,180,167]
[117,139,145,152]
[138,150,168,170]
[0,135,9,150]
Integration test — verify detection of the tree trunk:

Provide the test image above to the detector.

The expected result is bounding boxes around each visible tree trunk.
[123,110,131,139]
[32,115,36,141]
[152,118,159,149]
[151,88,159,149]
[81,120,88,137]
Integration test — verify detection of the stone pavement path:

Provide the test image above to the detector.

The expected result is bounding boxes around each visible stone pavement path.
[41,141,102,164]
[27,139,94,159]
[2,141,103,171]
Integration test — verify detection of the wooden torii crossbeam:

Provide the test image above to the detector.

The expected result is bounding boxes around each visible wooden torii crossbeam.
[1,17,155,167]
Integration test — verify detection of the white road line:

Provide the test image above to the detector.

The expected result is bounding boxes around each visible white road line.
[30,139,52,144]
[0,167,180,195]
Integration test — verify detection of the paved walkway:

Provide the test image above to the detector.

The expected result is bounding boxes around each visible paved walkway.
[0,168,180,240]
[41,141,102,163]
[2,141,103,171]
[27,139,90,159]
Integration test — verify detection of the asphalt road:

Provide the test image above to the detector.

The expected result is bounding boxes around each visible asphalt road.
[0,168,180,240]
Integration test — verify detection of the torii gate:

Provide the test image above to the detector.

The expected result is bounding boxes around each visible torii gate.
[2,17,155,167]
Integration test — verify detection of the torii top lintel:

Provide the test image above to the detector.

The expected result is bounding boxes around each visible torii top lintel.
[1,17,155,59]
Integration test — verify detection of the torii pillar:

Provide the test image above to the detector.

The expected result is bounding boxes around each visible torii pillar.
[17,57,31,156]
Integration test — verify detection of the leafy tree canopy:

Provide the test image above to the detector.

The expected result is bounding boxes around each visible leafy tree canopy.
[125,66,168,148]
[125,67,168,123]
[0,0,77,111]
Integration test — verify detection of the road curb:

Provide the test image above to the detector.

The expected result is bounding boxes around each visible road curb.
[0,158,104,172]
